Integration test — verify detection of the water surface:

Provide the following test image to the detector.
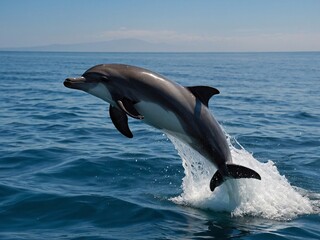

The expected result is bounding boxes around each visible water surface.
[0,51,319,239]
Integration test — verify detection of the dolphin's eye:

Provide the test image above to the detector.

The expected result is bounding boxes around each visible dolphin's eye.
[100,76,109,81]
[82,72,110,82]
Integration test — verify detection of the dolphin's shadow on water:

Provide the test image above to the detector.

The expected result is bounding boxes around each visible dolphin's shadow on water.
[191,215,294,239]
[197,220,250,239]
[172,206,247,239]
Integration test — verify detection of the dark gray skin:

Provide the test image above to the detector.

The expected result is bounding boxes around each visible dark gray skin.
[64,64,261,191]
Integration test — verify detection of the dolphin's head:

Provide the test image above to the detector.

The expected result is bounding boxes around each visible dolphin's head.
[64,65,115,103]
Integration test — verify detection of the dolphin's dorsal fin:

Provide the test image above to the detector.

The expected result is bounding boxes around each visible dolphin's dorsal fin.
[186,86,220,107]
[116,98,144,120]
[109,105,133,138]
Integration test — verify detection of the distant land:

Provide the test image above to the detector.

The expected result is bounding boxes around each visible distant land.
[0,38,197,52]
[2,38,319,53]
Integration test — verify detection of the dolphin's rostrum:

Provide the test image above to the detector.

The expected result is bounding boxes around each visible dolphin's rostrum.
[64,64,261,191]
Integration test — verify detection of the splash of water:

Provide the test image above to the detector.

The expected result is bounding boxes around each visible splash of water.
[168,134,316,220]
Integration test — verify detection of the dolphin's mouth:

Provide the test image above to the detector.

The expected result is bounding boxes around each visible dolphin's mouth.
[64,77,87,90]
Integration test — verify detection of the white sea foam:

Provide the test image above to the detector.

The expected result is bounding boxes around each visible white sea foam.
[168,135,316,220]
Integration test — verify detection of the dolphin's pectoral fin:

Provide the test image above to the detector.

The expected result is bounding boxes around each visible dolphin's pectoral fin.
[209,164,261,192]
[109,105,133,138]
[186,86,220,107]
[116,98,144,120]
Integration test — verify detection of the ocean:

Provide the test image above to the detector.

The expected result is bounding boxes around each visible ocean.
[0,51,319,239]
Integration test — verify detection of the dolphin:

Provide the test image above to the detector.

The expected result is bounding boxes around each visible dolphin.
[64,64,261,191]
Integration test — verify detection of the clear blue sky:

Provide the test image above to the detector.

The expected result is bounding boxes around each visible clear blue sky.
[0,0,319,51]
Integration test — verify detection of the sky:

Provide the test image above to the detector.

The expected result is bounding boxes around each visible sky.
[0,0,319,52]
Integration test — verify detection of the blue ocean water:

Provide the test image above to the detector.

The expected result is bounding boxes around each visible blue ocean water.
[0,51,319,239]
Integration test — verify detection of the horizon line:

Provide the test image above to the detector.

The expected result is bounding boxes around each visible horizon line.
[1,50,320,54]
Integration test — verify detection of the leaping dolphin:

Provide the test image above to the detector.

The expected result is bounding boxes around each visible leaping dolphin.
[64,64,261,191]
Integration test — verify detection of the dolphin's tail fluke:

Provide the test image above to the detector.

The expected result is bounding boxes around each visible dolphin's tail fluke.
[209,164,261,192]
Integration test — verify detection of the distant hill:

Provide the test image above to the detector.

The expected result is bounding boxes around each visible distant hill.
[0,39,185,52]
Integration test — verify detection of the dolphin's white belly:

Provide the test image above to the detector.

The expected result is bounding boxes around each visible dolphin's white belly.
[88,83,114,104]
[135,101,192,143]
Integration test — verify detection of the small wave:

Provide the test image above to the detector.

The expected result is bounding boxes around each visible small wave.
[293,111,318,120]
[168,135,316,220]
